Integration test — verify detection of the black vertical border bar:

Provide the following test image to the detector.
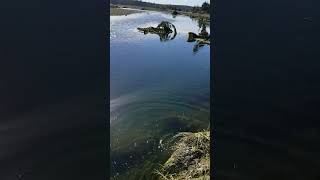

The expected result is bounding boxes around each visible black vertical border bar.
[210,0,216,179]
[106,0,110,179]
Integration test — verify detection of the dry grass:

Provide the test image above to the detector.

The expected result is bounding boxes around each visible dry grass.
[154,131,210,180]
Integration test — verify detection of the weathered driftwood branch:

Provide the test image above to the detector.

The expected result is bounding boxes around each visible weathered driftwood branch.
[187,32,210,45]
[137,21,176,34]
[137,21,177,41]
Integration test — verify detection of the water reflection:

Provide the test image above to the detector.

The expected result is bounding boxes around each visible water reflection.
[136,17,211,51]
[196,18,210,31]
[110,12,210,178]
[193,42,207,53]
[187,18,210,53]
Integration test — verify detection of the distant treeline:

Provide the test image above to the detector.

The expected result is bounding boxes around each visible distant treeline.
[110,0,210,13]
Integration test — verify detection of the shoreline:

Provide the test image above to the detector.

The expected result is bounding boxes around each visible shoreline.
[110,4,210,20]
[156,131,210,179]
[110,7,142,16]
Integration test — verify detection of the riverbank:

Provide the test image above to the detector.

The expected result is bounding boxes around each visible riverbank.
[156,131,210,180]
[110,7,142,16]
[110,4,210,20]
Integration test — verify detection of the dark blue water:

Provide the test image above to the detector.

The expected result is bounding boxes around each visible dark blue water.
[110,11,210,179]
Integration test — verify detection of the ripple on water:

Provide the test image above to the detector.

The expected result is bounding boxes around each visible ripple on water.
[110,10,210,179]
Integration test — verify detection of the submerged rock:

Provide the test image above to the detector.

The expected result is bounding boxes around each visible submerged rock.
[155,131,210,180]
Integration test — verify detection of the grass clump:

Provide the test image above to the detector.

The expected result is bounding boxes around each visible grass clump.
[154,131,210,180]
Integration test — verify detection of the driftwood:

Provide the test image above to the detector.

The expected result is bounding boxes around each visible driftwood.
[188,17,210,46]
[137,21,177,41]
[187,32,210,45]
[187,27,210,53]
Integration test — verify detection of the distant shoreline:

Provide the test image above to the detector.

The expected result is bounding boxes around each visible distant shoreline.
[110,4,210,20]
[110,7,142,16]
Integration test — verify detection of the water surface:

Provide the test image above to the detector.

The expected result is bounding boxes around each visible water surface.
[110,10,210,179]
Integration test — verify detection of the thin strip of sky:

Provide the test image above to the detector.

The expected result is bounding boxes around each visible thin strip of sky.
[141,0,209,6]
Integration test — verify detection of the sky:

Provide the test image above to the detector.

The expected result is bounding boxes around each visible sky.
[141,0,209,6]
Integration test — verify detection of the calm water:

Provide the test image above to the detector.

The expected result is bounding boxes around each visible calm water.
[110,10,210,179]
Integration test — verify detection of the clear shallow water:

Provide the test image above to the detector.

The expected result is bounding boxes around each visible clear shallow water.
[110,11,210,179]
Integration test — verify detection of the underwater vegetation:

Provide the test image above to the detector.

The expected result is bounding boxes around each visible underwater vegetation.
[111,13,210,179]
[110,111,209,180]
